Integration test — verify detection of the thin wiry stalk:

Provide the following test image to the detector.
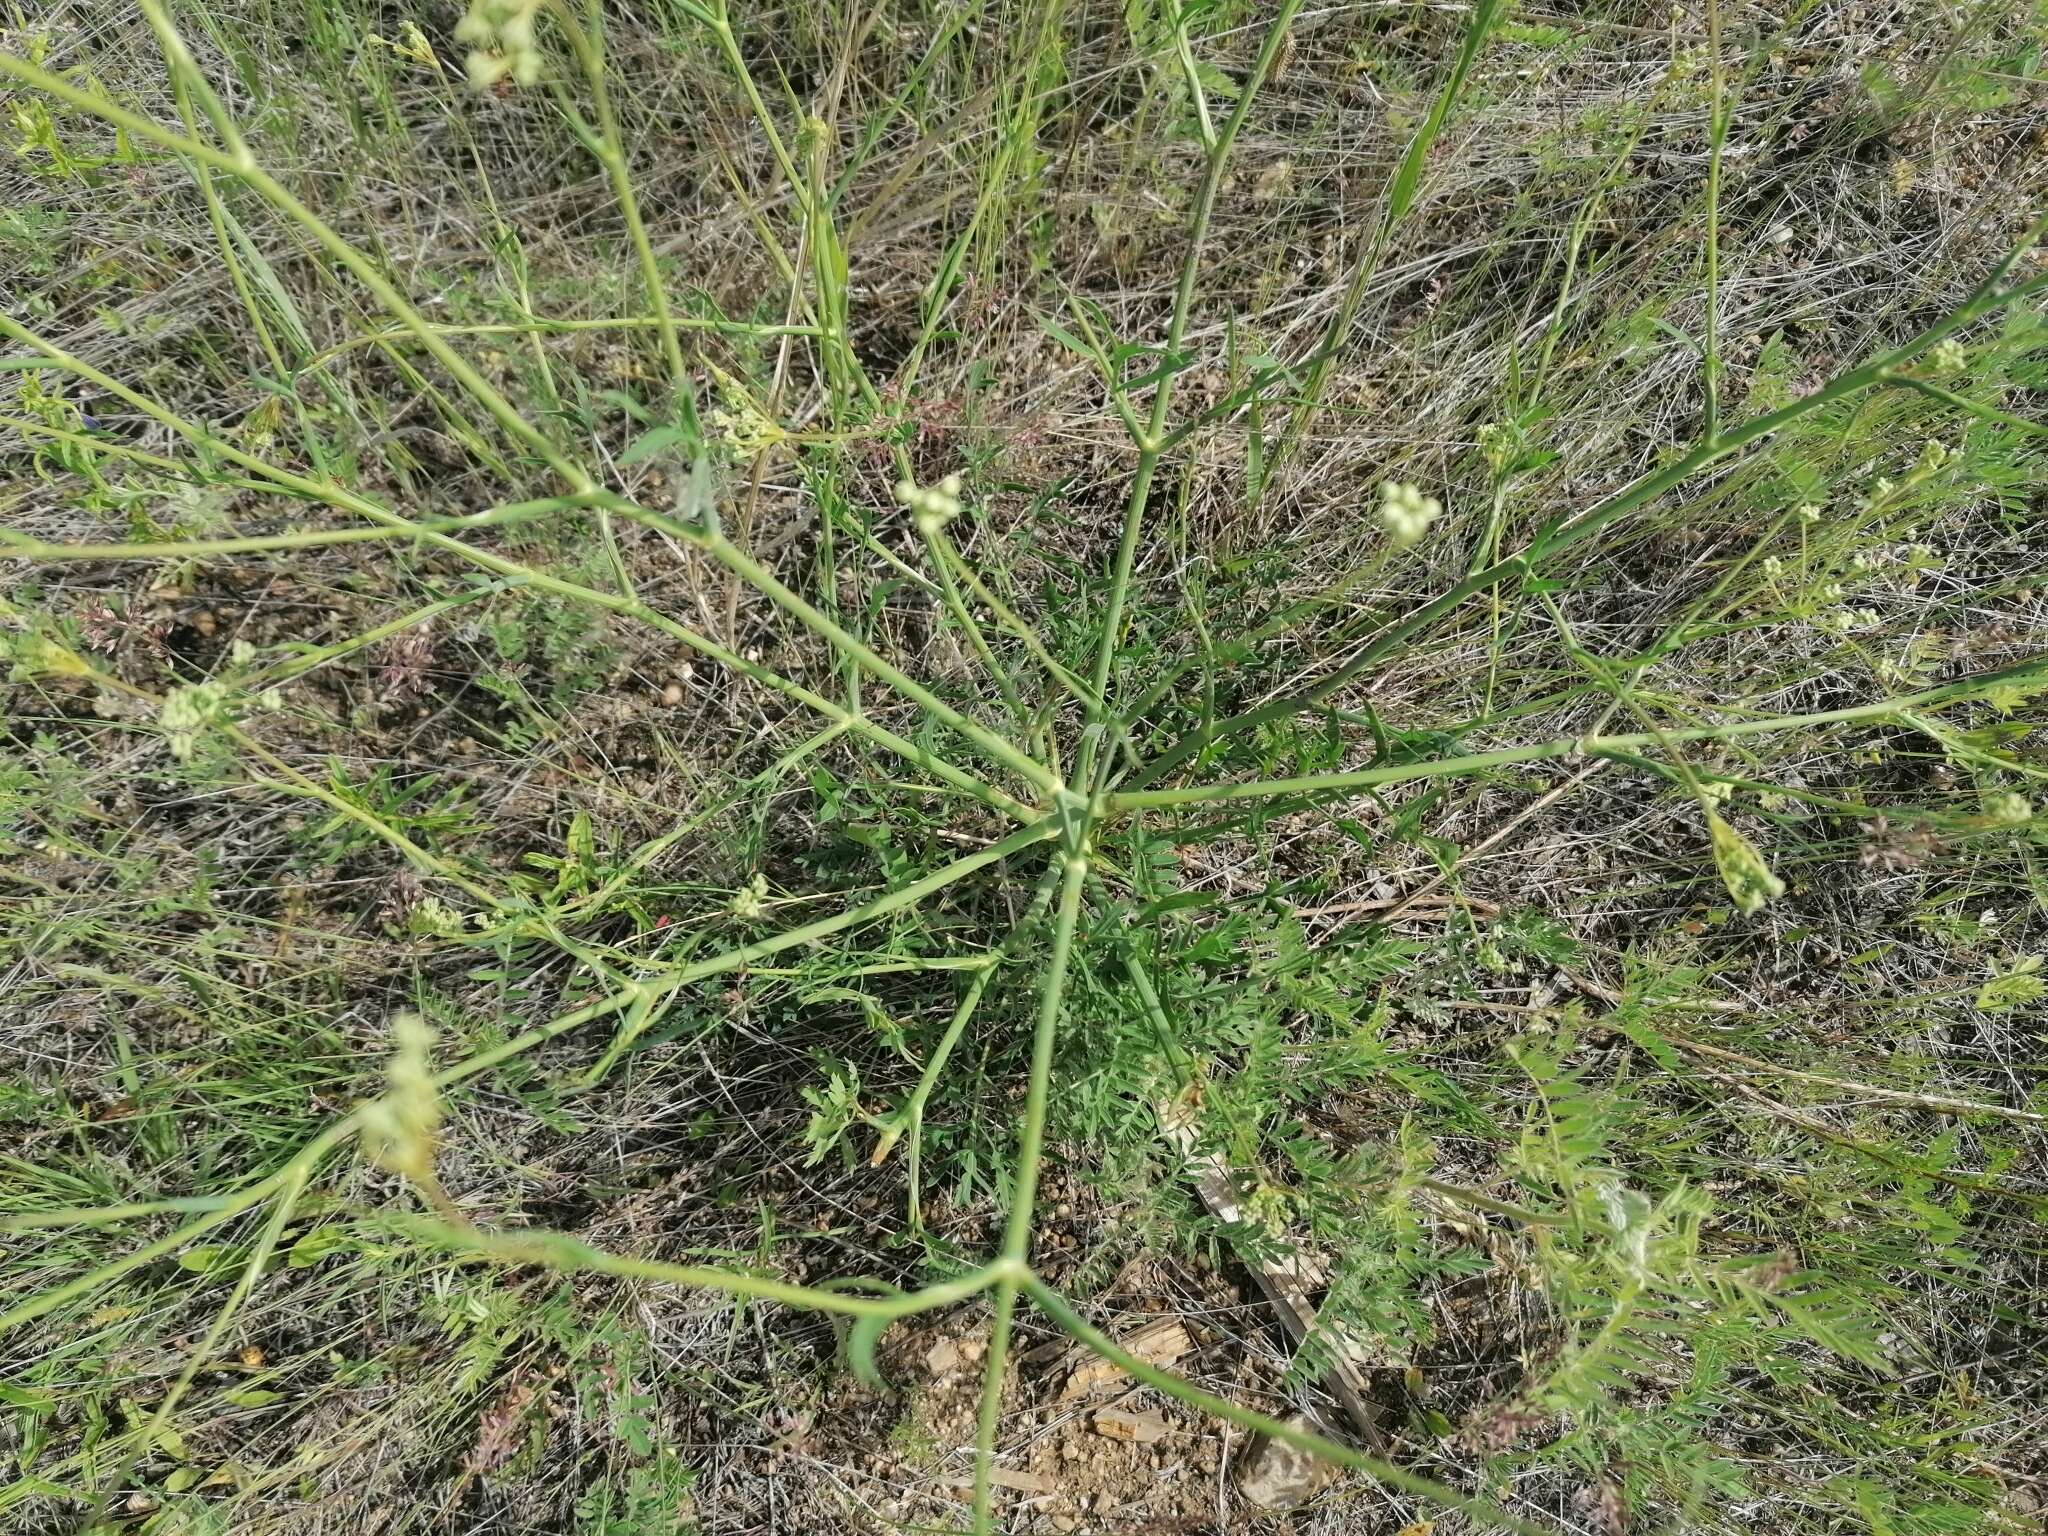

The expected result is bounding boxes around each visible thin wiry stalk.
[1701,0,1730,444]
[2,1196,248,1233]
[880,863,1065,1226]
[1269,0,1505,478]
[86,1166,309,1523]
[545,0,701,591]
[1883,369,2048,435]
[1001,853,1090,1262]
[1124,240,2048,792]
[1022,1276,1547,1536]
[0,415,187,471]
[296,315,819,378]
[30,28,594,495]
[546,0,701,442]
[424,1224,1010,1319]
[929,520,1103,711]
[0,1115,357,1334]
[0,317,1028,820]
[1106,655,2048,813]
[169,73,289,379]
[918,523,1034,730]
[0,819,1055,1334]
[700,531,1061,795]
[0,495,593,561]
[890,0,1063,395]
[1164,0,1218,150]
[1082,0,1304,761]
[1529,86,1655,401]
[972,848,1089,1534]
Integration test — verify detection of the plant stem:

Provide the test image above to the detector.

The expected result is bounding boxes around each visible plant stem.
[1107,656,2047,813]
[547,0,704,592]
[1883,369,2048,435]
[1270,0,1504,477]
[89,1167,308,1521]
[295,315,817,378]
[169,71,290,380]
[918,523,1032,728]
[702,533,1061,795]
[1165,0,1218,149]
[1002,854,1088,1260]
[1021,1276,1546,1536]
[547,0,701,442]
[1,1197,248,1233]
[1125,242,2048,792]
[1677,1035,2045,1124]
[428,1224,1005,1318]
[0,315,1028,820]
[880,865,1065,1228]
[9,29,594,495]
[0,496,585,561]
[0,1117,357,1334]
[1081,0,1303,756]
[928,521,1100,715]
[1701,0,1729,444]
[972,848,1088,1534]
[0,414,185,472]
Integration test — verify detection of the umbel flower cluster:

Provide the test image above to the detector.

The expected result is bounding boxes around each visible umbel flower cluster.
[457,0,543,89]
[894,474,965,535]
[1378,480,1442,546]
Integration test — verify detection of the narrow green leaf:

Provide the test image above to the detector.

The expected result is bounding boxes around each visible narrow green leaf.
[847,1310,894,1392]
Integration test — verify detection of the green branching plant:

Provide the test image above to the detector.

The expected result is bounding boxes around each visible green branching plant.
[4,3,2046,1533]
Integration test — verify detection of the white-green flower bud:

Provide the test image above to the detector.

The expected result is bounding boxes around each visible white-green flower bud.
[466,48,510,90]
[362,1013,442,1186]
[1476,422,1514,474]
[1984,792,2032,826]
[895,473,964,530]
[1927,338,1967,374]
[1377,480,1442,547]
[731,872,770,921]
[160,680,228,759]
[1707,810,1786,914]
[459,0,542,91]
